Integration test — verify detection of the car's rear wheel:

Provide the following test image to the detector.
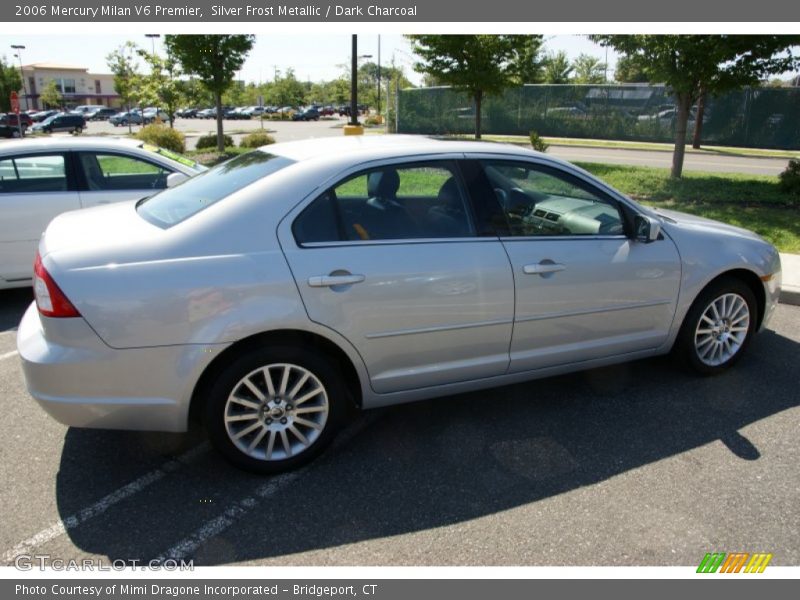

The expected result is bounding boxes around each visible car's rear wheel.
[676,277,757,374]
[73,126,82,135]
[204,346,346,474]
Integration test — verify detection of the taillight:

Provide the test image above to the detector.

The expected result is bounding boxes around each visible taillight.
[33,253,80,318]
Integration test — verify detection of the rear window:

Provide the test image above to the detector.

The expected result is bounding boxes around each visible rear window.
[136,151,295,227]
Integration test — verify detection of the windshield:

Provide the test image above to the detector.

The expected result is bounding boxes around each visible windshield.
[41,115,57,124]
[136,150,295,228]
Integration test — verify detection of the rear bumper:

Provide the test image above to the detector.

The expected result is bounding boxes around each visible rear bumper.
[16,303,226,432]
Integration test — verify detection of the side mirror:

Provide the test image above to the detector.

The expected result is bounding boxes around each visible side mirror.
[166,172,189,188]
[634,214,661,243]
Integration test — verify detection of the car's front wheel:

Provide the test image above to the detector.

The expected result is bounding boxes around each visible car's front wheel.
[204,346,346,474]
[73,126,82,135]
[676,277,757,374]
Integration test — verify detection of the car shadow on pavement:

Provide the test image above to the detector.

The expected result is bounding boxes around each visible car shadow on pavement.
[0,289,33,332]
[55,328,800,565]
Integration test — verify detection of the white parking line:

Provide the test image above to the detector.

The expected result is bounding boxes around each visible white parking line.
[0,350,18,361]
[1,442,210,565]
[154,412,381,561]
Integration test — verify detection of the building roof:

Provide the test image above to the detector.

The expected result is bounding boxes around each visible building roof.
[22,63,89,72]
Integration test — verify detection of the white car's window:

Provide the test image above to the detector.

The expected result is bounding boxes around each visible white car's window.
[79,153,172,191]
[137,151,295,228]
[0,154,68,193]
[482,161,625,237]
[294,162,475,244]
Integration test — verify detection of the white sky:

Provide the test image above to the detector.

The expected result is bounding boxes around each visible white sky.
[0,34,619,86]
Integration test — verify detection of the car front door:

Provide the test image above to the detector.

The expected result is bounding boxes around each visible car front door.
[474,158,681,373]
[0,152,80,283]
[76,151,174,208]
[279,158,515,395]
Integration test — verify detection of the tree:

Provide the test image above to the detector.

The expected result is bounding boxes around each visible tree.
[106,42,141,134]
[39,80,62,109]
[592,35,800,177]
[407,35,541,139]
[165,35,255,151]
[572,53,607,84]
[543,51,573,84]
[137,49,182,127]
[512,36,546,84]
[614,54,649,83]
[0,56,22,113]
[265,69,306,108]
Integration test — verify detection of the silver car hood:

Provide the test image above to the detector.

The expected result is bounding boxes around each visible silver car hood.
[655,208,764,243]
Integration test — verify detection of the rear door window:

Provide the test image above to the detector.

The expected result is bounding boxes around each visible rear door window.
[293,161,475,244]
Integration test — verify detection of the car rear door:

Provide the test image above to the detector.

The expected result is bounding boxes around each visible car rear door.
[0,152,80,282]
[76,151,175,208]
[278,157,515,394]
[472,157,681,373]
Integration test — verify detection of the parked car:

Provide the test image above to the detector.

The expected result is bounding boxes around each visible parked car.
[71,105,101,115]
[30,110,59,122]
[0,137,205,289]
[142,108,169,124]
[197,108,216,119]
[0,112,34,132]
[292,107,320,121]
[30,113,86,134]
[87,108,118,121]
[16,137,782,474]
[176,107,199,118]
[109,111,143,126]
[0,123,22,138]
[319,106,336,117]
[243,106,266,117]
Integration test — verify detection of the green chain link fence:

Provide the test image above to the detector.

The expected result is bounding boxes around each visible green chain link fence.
[397,84,800,150]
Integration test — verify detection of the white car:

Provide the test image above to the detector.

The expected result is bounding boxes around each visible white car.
[0,137,205,289]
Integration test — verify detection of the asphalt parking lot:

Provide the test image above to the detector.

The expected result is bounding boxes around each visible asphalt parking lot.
[0,288,798,567]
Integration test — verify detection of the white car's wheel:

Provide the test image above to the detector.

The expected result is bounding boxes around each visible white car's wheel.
[204,345,347,474]
[676,277,757,374]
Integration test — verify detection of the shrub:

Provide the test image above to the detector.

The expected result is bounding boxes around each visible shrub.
[135,124,185,153]
[779,159,800,196]
[529,130,549,153]
[195,133,234,150]
[364,115,383,126]
[239,131,276,148]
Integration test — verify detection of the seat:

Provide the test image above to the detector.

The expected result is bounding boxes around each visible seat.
[425,177,471,237]
[353,169,418,240]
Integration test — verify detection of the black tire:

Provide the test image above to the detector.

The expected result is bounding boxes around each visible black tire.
[204,345,347,474]
[674,276,757,375]
[73,127,82,135]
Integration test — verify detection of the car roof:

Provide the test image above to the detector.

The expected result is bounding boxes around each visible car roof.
[0,136,145,155]
[263,135,546,164]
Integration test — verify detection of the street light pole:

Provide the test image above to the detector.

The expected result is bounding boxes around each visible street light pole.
[145,34,160,55]
[10,44,27,111]
[350,35,358,126]
[377,35,381,116]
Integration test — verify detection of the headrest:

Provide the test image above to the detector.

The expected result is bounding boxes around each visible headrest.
[367,169,400,198]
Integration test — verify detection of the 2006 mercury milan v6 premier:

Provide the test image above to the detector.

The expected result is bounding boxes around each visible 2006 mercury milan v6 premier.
[17,136,782,473]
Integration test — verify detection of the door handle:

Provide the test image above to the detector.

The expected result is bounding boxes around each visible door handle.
[523,262,566,275]
[308,273,365,287]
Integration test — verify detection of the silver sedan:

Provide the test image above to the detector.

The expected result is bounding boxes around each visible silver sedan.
[17,136,782,473]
